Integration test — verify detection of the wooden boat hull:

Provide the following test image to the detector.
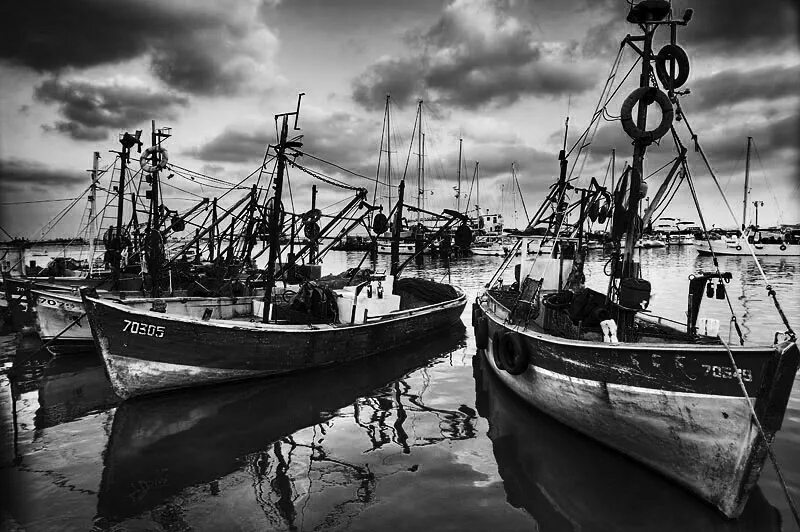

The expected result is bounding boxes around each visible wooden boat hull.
[477,295,799,518]
[32,289,258,350]
[84,290,466,399]
[473,354,782,530]
[97,327,464,522]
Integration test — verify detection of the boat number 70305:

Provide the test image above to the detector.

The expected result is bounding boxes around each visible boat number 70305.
[123,319,165,338]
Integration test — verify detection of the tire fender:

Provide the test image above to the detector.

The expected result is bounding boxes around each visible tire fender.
[491,331,506,370]
[475,315,489,350]
[500,332,530,375]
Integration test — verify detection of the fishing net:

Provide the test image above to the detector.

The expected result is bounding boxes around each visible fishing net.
[394,278,458,308]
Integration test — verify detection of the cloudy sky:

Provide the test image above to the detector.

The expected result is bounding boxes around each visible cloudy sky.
[1,0,798,239]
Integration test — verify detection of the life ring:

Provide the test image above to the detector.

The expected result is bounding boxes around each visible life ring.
[140,146,168,173]
[655,44,690,90]
[620,87,674,144]
[475,315,489,349]
[500,332,529,375]
[736,245,742,251]
[491,331,506,370]
[780,244,787,251]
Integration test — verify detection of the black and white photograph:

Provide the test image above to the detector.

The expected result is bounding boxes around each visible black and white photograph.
[1,0,798,530]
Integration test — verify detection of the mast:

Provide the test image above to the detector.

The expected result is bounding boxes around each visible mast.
[147,121,170,297]
[262,94,304,323]
[475,162,480,226]
[87,151,100,276]
[621,25,655,275]
[387,96,392,208]
[742,136,752,231]
[416,100,423,224]
[112,129,141,285]
[456,138,462,212]
[390,180,405,277]
[611,148,616,194]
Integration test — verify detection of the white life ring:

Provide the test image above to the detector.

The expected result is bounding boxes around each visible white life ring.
[620,87,674,144]
[140,146,168,173]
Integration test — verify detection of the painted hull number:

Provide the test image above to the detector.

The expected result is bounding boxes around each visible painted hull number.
[123,319,165,338]
[701,364,752,382]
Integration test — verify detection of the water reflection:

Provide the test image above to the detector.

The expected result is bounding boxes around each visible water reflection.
[97,325,469,529]
[473,353,783,532]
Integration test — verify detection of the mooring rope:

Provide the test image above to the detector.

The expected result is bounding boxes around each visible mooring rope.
[679,104,795,341]
[718,336,800,527]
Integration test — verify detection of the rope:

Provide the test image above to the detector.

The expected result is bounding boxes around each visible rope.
[718,336,800,527]
[26,312,89,359]
[679,104,796,338]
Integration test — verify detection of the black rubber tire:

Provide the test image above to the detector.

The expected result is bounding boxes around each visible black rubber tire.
[655,44,690,90]
[500,332,529,375]
[475,315,489,350]
[491,331,506,370]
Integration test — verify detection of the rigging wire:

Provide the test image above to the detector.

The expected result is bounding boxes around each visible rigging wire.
[297,151,391,188]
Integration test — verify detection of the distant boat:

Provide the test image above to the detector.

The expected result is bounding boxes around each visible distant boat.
[696,138,800,256]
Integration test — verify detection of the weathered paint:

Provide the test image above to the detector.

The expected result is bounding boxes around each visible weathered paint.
[32,289,258,344]
[478,293,800,518]
[84,289,466,398]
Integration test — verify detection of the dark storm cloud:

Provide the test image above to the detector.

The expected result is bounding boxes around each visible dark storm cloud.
[0,158,88,192]
[191,130,271,164]
[681,0,798,53]
[688,65,800,112]
[0,0,276,96]
[583,0,798,58]
[191,112,383,182]
[699,112,800,163]
[34,78,189,141]
[352,0,596,110]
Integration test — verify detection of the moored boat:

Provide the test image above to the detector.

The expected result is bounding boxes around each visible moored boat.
[80,97,467,399]
[81,277,465,399]
[474,2,799,519]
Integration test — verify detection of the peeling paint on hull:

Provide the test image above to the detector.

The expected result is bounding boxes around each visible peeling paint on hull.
[478,295,800,519]
[84,292,466,399]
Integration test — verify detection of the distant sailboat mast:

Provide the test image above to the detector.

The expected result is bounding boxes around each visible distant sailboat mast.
[742,136,752,231]
[456,138,462,212]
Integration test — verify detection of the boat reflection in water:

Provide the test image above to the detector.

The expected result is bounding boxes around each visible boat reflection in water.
[472,354,783,532]
[34,352,120,429]
[97,324,468,529]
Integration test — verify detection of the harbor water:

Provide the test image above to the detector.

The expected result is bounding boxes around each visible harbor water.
[1,246,798,531]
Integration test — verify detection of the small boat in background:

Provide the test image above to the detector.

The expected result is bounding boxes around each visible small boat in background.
[696,138,800,257]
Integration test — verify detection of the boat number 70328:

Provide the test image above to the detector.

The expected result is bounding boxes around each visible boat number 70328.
[123,319,165,338]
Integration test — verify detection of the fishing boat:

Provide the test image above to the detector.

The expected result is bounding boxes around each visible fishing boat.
[96,326,464,525]
[696,137,800,256]
[473,355,783,530]
[81,97,467,399]
[32,287,258,352]
[473,2,799,519]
